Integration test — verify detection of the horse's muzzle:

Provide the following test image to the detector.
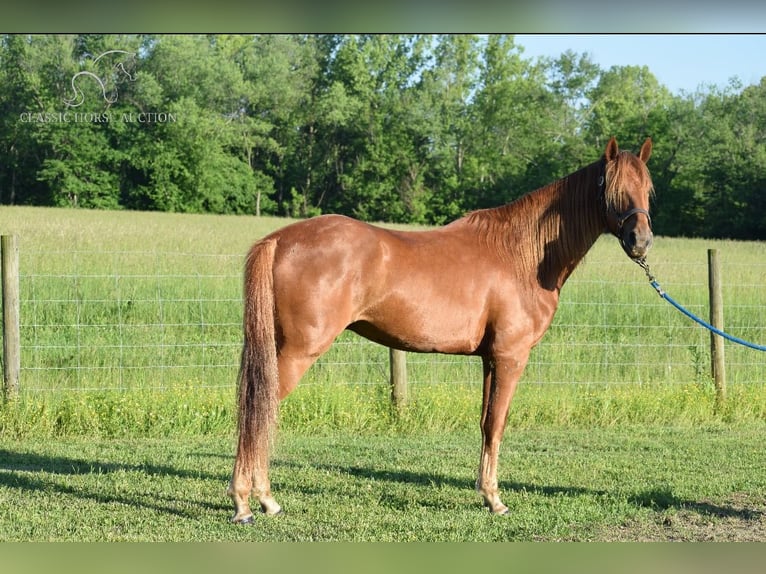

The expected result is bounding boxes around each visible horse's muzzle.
[622,227,653,259]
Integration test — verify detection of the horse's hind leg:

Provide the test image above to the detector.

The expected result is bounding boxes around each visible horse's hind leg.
[229,422,281,521]
[228,354,316,522]
[246,353,319,517]
[252,454,281,516]
[229,460,255,523]
[229,452,280,521]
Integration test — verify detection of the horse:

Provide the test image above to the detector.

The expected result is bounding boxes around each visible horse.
[227,136,654,523]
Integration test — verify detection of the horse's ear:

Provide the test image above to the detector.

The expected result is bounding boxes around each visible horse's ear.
[639,137,652,163]
[604,137,619,162]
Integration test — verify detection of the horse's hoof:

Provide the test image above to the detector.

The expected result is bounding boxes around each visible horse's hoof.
[260,500,283,516]
[485,504,510,516]
[231,514,255,525]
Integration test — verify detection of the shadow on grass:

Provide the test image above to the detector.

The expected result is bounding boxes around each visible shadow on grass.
[276,458,763,522]
[339,463,606,499]
[0,448,223,480]
[628,487,764,521]
[0,448,230,519]
[1,448,761,524]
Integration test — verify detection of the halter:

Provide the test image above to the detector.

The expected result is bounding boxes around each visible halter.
[597,161,652,239]
[615,206,652,234]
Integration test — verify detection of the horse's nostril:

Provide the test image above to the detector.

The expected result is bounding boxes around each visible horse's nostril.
[630,229,653,251]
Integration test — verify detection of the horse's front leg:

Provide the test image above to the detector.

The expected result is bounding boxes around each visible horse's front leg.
[476,352,528,515]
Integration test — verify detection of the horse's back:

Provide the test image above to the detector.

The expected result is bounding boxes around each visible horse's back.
[267,213,485,290]
[268,214,392,280]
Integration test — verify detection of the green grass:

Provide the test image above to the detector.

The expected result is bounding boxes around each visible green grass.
[1,426,765,541]
[2,206,765,405]
[2,380,766,440]
[1,206,766,541]
[1,205,765,434]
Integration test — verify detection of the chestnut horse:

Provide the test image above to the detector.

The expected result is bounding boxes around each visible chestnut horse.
[228,137,654,523]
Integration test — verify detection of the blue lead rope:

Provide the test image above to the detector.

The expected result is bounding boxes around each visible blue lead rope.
[636,259,766,352]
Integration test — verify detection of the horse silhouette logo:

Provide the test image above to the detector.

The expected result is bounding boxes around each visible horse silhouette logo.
[64,50,137,108]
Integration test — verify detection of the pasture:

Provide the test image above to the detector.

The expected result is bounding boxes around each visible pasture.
[1,428,766,542]
[1,205,765,541]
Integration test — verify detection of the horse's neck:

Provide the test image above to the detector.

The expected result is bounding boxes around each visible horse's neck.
[544,224,601,292]
[531,165,605,292]
[462,161,605,291]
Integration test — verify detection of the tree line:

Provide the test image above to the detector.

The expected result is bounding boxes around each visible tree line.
[1,34,764,239]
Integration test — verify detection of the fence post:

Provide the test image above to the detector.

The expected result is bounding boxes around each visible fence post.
[390,348,407,408]
[708,248,725,408]
[2,235,20,400]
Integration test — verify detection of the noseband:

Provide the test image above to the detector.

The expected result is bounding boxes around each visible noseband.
[615,206,652,234]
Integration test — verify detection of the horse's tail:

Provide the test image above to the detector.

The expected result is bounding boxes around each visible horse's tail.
[235,237,279,478]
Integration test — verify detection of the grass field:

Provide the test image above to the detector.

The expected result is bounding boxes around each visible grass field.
[1,427,765,541]
[1,205,765,541]
[1,205,765,427]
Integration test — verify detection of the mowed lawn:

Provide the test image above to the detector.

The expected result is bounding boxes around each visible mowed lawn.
[1,426,765,542]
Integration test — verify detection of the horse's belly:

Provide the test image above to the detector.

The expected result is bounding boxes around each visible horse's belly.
[350,300,487,355]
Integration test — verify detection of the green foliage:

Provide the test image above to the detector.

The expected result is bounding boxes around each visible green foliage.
[36,119,122,209]
[2,34,765,238]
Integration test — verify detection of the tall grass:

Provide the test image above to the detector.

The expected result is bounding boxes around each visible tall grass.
[1,206,765,437]
[3,379,766,439]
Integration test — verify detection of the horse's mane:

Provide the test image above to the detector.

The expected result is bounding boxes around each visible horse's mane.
[464,151,653,288]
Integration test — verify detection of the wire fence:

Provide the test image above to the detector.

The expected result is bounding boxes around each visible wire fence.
[11,244,766,394]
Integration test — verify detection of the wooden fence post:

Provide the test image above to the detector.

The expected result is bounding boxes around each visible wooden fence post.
[390,348,407,408]
[2,235,21,400]
[708,248,726,408]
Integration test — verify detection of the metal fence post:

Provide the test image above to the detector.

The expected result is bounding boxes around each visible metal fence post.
[2,235,20,400]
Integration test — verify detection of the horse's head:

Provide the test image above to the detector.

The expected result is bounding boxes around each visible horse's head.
[602,137,654,260]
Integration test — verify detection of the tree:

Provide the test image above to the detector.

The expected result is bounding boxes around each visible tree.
[694,79,766,239]
[0,35,130,208]
[116,35,269,215]
[641,93,705,236]
[0,33,761,239]
[228,33,336,218]
[540,49,602,175]
[585,64,673,149]
[416,34,481,222]
[472,34,562,206]
[0,34,45,205]
[309,34,431,222]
